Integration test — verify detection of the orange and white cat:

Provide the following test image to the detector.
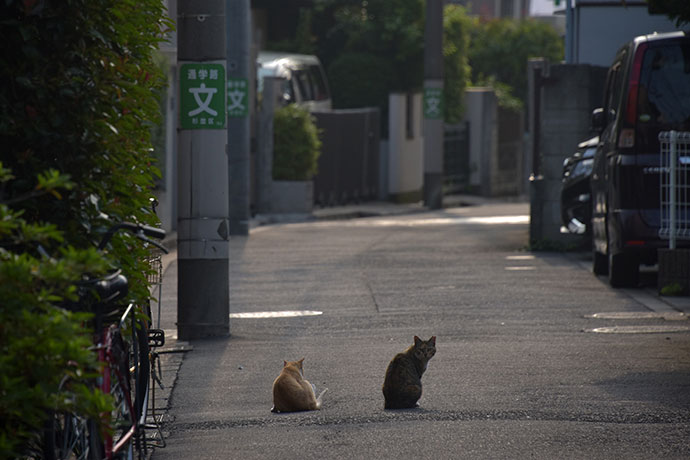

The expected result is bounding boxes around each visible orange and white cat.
[271,358,327,413]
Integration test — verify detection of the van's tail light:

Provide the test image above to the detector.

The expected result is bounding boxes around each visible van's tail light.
[621,42,648,149]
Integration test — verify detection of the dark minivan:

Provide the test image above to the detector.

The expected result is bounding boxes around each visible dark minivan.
[590,31,690,287]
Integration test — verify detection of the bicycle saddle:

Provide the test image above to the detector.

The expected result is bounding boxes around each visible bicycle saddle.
[92,271,129,304]
[76,270,129,305]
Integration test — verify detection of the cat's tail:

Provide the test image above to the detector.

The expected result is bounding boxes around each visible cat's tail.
[315,388,328,409]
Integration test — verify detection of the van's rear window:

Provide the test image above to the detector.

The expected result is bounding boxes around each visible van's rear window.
[638,42,690,125]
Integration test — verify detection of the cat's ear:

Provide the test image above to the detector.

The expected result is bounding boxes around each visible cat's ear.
[283,360,288,367]
[298,358,305,366]
[429,336,436,346]
[414,336,421,346]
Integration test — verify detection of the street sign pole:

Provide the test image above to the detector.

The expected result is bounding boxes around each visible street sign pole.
[226,0,251,236]
[177,1,230,339]
[423,0,444,210]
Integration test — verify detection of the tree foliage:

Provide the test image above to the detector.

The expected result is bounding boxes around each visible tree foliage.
[317,0,426,93]
[443,4,472,123]
[312,1,560,120]
[468,18,564,108]
[0,0,172,456]
[327,52,395,110]
[267,8,318,55]
[647,0,690,26]
[315,0,475,124]
[314,0,425,121]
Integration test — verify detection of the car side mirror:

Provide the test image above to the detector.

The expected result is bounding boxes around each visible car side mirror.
[591,108,605,132]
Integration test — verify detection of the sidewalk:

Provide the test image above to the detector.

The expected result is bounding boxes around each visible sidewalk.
[252,193,513,226]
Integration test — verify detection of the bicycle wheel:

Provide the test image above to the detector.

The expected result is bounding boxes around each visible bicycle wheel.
[42,412,101,460]
[130,315,151,455]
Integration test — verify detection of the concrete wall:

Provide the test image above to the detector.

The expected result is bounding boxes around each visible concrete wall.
[528,60,608,245]
[387,93,424,202]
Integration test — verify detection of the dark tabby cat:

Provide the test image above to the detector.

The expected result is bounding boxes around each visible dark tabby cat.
[382,336,436,409]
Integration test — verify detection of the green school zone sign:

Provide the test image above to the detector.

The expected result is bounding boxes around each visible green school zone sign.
[227,77,249,118]
[423,87,443,120]
[180,63,226,129]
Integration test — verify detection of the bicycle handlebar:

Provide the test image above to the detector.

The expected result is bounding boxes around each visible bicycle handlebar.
[97,222,168,254]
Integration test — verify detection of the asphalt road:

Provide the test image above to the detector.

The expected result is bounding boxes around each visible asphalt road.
[152,202,690,459]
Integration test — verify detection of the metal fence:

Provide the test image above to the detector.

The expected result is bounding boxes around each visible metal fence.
[659,130,690,248]
[312,108,380,206]
[443,121,470,194]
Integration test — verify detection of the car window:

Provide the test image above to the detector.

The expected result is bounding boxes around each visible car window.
[308,65,329,101]
[638,42,690,124]
[605,56,625,120]
[293,69,314,101]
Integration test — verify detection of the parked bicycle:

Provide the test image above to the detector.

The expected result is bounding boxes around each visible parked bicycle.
[41,222,168,460]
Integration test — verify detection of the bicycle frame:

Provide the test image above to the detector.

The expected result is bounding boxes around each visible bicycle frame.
[98,308,139,459]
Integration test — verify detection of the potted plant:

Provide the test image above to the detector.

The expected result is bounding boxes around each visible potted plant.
[271,104,322,214]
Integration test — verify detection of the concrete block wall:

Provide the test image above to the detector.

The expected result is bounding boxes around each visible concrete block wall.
[528,61,608,245]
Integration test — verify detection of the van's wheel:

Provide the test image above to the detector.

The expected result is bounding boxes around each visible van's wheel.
[592,248,608,275]
[608,251,639,288]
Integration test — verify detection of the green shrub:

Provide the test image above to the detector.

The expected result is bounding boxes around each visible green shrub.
[273,105,322,181]
[0,0,171,456]
[660,282,685,296]
[0,165,113,458]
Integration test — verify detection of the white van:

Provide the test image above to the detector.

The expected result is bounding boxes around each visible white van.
[257,51,332,111]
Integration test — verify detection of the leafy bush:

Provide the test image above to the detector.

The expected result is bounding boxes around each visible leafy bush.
[0,0,171,456]
[0,172,112,456]
[273,105,322,181]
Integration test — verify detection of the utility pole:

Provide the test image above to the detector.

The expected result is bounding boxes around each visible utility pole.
[177,1,230,339]
[423,0,444,210]
[226,0,251,236]
[565,0,574,63]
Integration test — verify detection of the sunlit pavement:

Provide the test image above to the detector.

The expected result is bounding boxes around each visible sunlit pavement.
[152,198,690,460]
